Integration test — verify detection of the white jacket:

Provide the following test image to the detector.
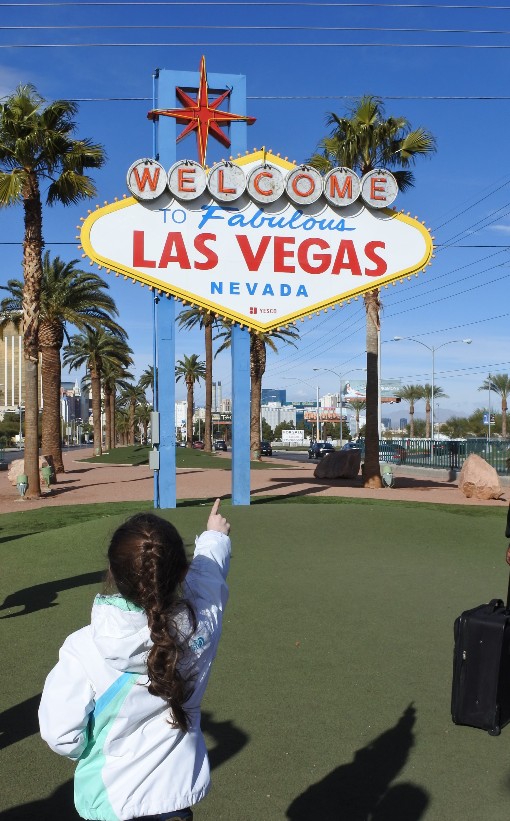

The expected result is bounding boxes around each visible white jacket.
[39,530,231,821]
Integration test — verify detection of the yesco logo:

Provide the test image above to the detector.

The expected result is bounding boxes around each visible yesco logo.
[126,158,399,210]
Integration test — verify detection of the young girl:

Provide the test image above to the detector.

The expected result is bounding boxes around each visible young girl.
[39,499,231,821]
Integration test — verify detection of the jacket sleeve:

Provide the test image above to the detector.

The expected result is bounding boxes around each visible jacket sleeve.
[185,531,231,613]
[39,632,95,760]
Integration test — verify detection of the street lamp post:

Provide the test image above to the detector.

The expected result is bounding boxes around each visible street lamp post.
[393,336,472,457]
[313,367,367,445]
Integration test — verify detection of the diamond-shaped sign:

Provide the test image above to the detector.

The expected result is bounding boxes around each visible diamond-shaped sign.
[80,151,433,331]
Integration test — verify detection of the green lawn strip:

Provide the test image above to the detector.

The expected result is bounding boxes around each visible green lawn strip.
[0,501,154,542]
[79,445,150,466]
[1,495,505,543]
[80,445,287,471]
[2,503,509,819]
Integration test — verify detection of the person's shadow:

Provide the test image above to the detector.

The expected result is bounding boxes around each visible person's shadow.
[286,703,429,820]
[0,571,105,618]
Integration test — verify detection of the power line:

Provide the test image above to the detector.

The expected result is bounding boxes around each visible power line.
[5,25,510,34]
[2,2,510,8]
[5,41,510,49]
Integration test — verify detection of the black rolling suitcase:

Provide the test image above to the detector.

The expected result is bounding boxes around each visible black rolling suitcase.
[451,575,510,735]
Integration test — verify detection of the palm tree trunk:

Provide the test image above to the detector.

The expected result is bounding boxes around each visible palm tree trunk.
[22,176,43,498]
[186,383,193,447]
[40,343,64,473]
[250,334,266,460]
[90,368,102,456]
[250,372,262,458]
[110,392,116,448]
[104,386,112,451]
[502,397,508,439]
[409,404,415,438]
[362,290,382,488]
[425,398,431,439]
[129,400,136,445]
[204,316,213,452]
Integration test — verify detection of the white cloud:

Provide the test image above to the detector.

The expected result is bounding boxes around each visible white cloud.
[0,65,28,98]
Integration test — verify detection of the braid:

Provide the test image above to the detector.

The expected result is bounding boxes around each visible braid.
[108,513,196,732]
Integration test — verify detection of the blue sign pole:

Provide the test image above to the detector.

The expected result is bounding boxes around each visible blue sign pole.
[153,66,251,508]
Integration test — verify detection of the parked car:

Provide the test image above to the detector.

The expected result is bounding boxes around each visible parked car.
[214,439,228,451]
[192,440,205,449]
[342,441,361,451]
[308,441,335,459]
[260,440,273,456]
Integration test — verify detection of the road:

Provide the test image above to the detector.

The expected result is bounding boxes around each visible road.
[271,449,311,464]
[0,445,91,467]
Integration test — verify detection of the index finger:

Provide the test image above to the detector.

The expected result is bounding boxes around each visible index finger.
[210,498,221,516]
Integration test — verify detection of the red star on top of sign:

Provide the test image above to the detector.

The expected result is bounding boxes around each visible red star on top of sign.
[147,56,256,167]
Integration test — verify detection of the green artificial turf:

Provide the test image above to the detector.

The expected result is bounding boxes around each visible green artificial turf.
[81,445,283,471]
[2,501,510,820]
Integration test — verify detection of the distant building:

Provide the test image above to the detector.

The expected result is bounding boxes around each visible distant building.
[382,417,392,429]
[0,313,43,410]
[61,379,82,423]
[262,403,296,430]
[262,388,286,404]
[212,381,222,411]
[220,398,231,413]
[399,417,408,429]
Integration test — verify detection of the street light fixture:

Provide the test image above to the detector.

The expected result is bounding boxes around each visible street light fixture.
[313,367,367,444]
[393,336,472,452]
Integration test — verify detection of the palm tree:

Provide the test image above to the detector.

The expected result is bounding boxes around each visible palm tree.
[118,382,148,446]
[115,408,131,446]
[0,84,105,496]
[478,374,510,438]
[396,385,426,438]
[309,96,435,487]
[0,254,121,473]
[175,354,206,448]
[136,401,152,445]
[349,399,366,438]
[83,361,133,452]
[63,329,132,456]
[178,307,217,452]
[422,383,448,439]
[215,324,300,459]
[139,365,156,405]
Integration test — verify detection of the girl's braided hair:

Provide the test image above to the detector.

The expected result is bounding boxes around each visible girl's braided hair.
[107,513,196,732]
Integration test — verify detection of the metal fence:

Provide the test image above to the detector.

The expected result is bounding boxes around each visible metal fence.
[384,438,510,474]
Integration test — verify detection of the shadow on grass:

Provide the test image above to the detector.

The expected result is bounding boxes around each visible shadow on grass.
[0,709,248,819]
[0,694,41,750]
[0,780,78,820]
[286,704,429,821]
[0,532,38,545]
[0,570,105,618]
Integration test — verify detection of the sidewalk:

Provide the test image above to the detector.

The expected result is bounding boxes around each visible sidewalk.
[1,448,508,514]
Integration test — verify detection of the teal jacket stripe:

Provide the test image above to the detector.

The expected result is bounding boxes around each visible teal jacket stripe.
[75,673,140,820]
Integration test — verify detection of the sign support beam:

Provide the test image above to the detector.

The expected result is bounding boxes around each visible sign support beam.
[154,66,251,508]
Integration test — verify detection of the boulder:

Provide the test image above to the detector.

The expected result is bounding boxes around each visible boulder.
[314,449,361,479]
[458,453,503,500]
[8,455,57,488]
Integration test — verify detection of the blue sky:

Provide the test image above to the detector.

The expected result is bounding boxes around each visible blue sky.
[1,0,509,420]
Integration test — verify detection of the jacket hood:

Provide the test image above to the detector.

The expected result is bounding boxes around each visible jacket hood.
[90,594,151,674]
